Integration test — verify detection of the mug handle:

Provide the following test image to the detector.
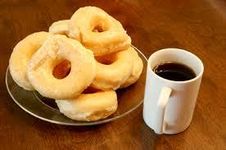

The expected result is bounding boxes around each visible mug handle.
[155,87,172,134]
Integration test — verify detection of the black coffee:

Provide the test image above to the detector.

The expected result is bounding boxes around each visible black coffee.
[153,62,196,81]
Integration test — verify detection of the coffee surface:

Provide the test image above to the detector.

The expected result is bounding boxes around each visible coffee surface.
[153,62,196,81]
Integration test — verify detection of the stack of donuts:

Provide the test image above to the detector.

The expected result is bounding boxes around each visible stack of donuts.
[9,6,143,121]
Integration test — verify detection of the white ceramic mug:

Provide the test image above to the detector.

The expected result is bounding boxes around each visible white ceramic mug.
[143,48,204,134]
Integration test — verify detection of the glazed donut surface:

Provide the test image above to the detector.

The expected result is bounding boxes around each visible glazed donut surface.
[120,47,143,88]
[9,32,50,90]
[56,90,118,121]
[69,6,131,56]
[27,34,96,99]
[90,47,134,90]
[49,20,70,36]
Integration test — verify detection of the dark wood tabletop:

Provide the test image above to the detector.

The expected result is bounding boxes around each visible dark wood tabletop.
[0,0,226,149]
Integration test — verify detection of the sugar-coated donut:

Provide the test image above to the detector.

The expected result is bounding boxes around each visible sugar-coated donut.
[27,34,96,99]
[49,20,70,36]
[9,32,50,90]
[69,6,131,56]
[120,47,143,88]
[56,90,118,121]
[90,47,134,90]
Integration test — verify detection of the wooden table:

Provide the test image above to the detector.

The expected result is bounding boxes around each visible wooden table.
[0,0,226,149]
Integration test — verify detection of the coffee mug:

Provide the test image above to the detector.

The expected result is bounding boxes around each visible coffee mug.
[143,48,204,134]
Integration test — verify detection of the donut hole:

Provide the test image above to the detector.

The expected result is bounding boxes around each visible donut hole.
[95,55,116,65]
[52,59,71,79]
[83,87,101,94]
[91,16,109,33]
[92,25,105,32]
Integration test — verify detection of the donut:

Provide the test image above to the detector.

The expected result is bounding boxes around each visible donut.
[120,48,143,88]
[90,47,134,90]
[9,32,50,90]
[69,6,131,56]
[27,34,96,99]
[56,90,118,121]
[49,20,70,36]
